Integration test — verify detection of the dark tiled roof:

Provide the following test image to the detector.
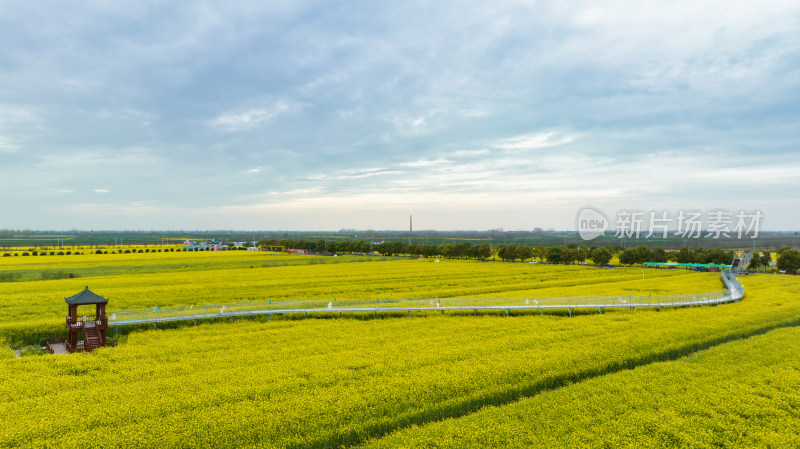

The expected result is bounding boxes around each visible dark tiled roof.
[65,287,109,305]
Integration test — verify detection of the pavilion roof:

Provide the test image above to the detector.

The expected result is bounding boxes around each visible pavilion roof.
[65,287,109,305]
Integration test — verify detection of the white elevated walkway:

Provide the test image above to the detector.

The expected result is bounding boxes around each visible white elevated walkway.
[107,270,745,327]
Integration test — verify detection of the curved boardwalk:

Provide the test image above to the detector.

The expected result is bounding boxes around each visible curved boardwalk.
[108,270,745,327]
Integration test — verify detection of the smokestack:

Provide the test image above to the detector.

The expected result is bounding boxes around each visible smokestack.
[409,215,412,245]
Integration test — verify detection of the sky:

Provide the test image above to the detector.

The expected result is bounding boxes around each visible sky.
[1,1,799,231]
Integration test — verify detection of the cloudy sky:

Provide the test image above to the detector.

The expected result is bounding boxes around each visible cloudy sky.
[1,1,799,231]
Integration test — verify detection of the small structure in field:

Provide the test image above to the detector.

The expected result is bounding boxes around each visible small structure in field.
[64,287,109,353]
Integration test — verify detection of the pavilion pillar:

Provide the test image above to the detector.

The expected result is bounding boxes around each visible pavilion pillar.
[67,304,78,351]
[96,303,107,344]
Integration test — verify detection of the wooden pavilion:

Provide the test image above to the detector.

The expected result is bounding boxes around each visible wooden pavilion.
[64,287,109,353]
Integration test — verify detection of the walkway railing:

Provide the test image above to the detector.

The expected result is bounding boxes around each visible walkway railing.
[107,271,745,326]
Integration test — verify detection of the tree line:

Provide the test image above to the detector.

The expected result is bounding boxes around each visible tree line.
[255,238,800,268]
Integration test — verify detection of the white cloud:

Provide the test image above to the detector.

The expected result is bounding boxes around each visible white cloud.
[0,105,44,130]
[491,132,575,152]
[458,109,488,118]
[92,189,110,193]
[0,135,19,153]
[399,159,450,167]
[385,109,442,136]
[450,149,490,157]
[306,168,399,181]
[210,102,292,131]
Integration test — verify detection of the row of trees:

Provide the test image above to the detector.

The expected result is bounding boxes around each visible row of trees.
[258,239,617,265]
[256,238,800,269]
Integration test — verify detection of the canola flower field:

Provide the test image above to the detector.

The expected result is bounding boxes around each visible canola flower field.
[1,251,799,448]
[364,325,800,449]
[0,252,721,344]
[0,252,799,448]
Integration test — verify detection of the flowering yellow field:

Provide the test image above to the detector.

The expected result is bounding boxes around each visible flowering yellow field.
[0,274,798,448]
[364,325,800,448]
[0,250,332,280]
[0,255,721,344]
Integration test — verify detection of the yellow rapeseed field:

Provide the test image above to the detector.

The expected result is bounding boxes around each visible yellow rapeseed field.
[0,270,798,448]
[364,325,800,448]
[0,253,721,344]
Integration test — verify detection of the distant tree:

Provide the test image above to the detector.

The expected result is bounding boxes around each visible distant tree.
[591,247,613,265]
[650,248,668,263]
[777,249,800,271]
[377,242,394,256]
[561,248,578,264]
[393,241,407,255]
[747,253,761,270]
[760,251,772,268]
[706,248,733,265]
[496,245,506,261]
[440,244,454,259]
[692,248,709,264]
[633,245,651,265]
[546,247,563,264]
[356,240,371,254]
[476,243,491,260]
[618,249,636,266]
[585,246,596,261]
[676,247,692,264]
[428,244,441,258]
[504,245,518,262]
[516,245,533,262]
[418,244,432,257]
[454,242,471,259]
